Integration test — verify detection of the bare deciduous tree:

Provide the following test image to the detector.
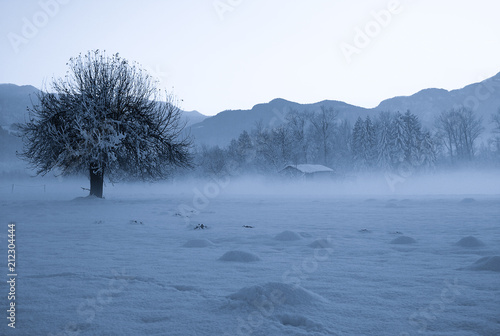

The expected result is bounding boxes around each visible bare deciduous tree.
[285,109,311,164]
[198,145,227,177]
[490,108,500,155]
[435,107,483,162]
[309,106,338,166]
[20,50,192,198]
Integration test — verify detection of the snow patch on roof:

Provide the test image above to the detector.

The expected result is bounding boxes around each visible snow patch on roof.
[283,164,333,174]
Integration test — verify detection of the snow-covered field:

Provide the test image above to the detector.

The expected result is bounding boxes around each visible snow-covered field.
[0,178,499,336]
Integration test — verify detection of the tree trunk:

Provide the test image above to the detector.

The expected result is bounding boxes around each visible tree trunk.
[89,165,104,198]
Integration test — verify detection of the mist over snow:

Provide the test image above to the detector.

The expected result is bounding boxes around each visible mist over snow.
[1,1,500,334]
[1,84,500,335]
[1,172,500,335]
[2,168,500,201]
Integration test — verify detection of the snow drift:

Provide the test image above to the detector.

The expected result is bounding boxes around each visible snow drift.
[228,282,327,306]
[219,250,261,262]
[455,236,485,248]
[467,256,500,272]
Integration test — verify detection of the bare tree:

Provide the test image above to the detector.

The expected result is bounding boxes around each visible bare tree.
[285,109,311,164]
[198,145,227,177]
[435,107,483,162]
[20,50,192,198]
[250,121,293,172]
[308,106,338,166]
[272,125,293,169]
[490,108,500,155]
[332,119,352,173]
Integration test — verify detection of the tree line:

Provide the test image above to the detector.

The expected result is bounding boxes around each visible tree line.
[19,50,500,197]
[194,106,500,178]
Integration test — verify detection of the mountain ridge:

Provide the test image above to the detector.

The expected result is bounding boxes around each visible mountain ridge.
[0,84,207,129]
[1,71,500,147]
[188,72,500,146]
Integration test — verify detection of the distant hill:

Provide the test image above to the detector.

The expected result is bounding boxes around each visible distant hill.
[0,84,40,127]
[189,98,370,146]
[0,84,207,129]
[374,73,500,130]
[189,72,500,146]
[1,72,499,172]
[0,84,207,173]
[181,110,207,127]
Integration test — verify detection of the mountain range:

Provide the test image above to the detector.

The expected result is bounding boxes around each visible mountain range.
[0,84,207,130]
[189,72,500,146]
[1,72,500,153]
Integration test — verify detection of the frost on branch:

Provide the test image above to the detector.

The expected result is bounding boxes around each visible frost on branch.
[20,50,192,197]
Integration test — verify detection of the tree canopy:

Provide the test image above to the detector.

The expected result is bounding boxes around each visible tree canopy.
[20,50,192,197]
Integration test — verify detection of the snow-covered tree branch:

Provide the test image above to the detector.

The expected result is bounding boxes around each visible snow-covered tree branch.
[20,50,192,198]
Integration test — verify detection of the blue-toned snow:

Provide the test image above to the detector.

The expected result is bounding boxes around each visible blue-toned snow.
[0,179,499,336]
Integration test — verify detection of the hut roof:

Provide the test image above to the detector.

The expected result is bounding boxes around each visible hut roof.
[282,164,333,174]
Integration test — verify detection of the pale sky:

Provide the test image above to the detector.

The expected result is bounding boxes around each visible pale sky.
[1,0,499,116]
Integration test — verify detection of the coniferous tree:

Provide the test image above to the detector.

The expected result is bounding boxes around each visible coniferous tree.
[351,117,364,169]
[390,112,406,168]
[363,116,377,167]
[376,112,393,170]
[402,110,423,167]
[419,131,436,170]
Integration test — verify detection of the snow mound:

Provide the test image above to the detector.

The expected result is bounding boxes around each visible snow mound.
[455,236,484,248]
[467,256,500,272]
[183,239,214,248]
[277,314,324,331]
[390,236,416,244]
[460,198,476,204]
[309,238,333,248]
[228,282,326,306]
[274,230,302,241]
[219,250,260,262]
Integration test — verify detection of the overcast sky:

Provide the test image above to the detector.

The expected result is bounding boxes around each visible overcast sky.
[1,0,499,116]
